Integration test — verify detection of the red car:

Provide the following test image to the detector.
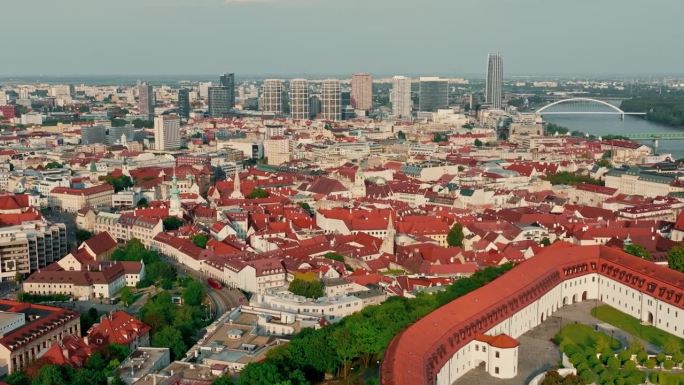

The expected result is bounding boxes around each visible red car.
[207,278,222,290]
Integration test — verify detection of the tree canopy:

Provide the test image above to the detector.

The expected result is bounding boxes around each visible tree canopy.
[668,245,684,273]
[447,223,464,247]
[288,278,324,299]
[624,243,652,261]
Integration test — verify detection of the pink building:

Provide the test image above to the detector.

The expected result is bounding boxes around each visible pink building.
[351,73,372,111]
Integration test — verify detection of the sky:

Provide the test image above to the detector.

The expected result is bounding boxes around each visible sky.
[1,0,683,77]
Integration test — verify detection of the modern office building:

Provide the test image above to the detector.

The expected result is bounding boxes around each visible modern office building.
[320,79,341,121]
[486,53,504,109]
[81,125,106,145]
[208,73,236,117]
[418,77,449,112]
[290,79,309,120]
[177,88,190,120]
[261,79,283,115]
[351,73,372,112]
[153,115,181,151]
[391,76,412,119]
[219,73,236,107]
[208,86,231,117]
[137,82,155,119]
[107,125,135,145]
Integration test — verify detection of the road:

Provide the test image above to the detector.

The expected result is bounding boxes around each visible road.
[160,254,246,318]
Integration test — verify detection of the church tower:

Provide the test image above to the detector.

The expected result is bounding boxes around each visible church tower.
[169,170,183,218]
[352,166,366,198]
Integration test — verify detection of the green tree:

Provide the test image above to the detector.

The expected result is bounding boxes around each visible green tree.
[119,287,135,307]
[474,138,483,147]
[44,161,63,169]
[152,326,187,360]
[624,244,652,261]
[212,377,234,385]
[667,245,684,273]
[32,365,73,385]
[540,237,551,247]
[397,131,406,140]
[136,197,149,208]
[323,252,345,262]
[288,278,324,299]
[182,279,205,306]
[163,216,183,231]
[191,233,209,249]
[662,337,681,355]
[99,175,134,193]
[4,371,31,385]
[246,188,269,199]
[237,362,287,385]
[447,223,464,247]
[76,229,92,243]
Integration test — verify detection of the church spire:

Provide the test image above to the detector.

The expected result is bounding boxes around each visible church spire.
[230,169,244,199]
[380,213,396,255]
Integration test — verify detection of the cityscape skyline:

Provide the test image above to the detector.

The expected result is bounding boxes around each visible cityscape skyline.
[1,0,683,76]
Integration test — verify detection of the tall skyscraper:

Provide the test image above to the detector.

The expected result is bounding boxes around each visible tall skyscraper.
[320,79,341,121]
[309,95,321,119]
[391,76,412,119]
[178,88,190,120]
[138,82,155,119]
[486,53,503,109]
[154,115,181,151]
[290,79,309,120]
[208,73,236,117]
[219,73,236,107]
[351,73,372,112]
[418,77,449,112]
[261,79,283,115]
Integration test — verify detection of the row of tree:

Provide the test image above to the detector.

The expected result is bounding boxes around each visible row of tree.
[621,95,684,127]
[212,263,514,385]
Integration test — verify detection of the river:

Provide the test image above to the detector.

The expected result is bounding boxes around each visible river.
[542,101,684,159]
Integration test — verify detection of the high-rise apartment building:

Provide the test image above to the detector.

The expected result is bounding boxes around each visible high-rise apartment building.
[320,79,341,121]
[486,53,503,109]
[138,82,155,119]
[178,88,190,119]
[290,79,309,120]
[261,79,283,115]
[81,125,107,145]
[309,95,321,119]
[391,76,412,119]
[154,115,181,151]
[418,77,449,112]
[351,73,372,112]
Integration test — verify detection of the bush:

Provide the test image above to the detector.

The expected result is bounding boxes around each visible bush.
[618,349,633,364]
[645,358,657,369]
[636,350,648,364]
[656,352,667,364]
[663,359,675,370]
[580,370,597,384]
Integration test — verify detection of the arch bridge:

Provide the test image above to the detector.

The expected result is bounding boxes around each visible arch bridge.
[535,97,646,119]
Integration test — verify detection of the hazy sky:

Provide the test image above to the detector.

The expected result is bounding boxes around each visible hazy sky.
[2,0,682,77]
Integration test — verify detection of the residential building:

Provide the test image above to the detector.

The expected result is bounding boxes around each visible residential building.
[49,184,114,213]
[0,222,68,281]
[419,77,448,112]
[320,79,341,121]
[154,115,181,151]
[486,53,503,109]
[0,300,80,374]
[391,75,412,119]
[93,212,163,248]
[289,79,309,120]
[351,73,372,112]
[261,79,283,115]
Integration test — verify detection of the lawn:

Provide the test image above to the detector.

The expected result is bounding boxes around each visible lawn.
[555,323,621,351]
[592,305,684,352]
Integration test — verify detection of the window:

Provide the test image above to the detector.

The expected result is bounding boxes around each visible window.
[495,367,499,374]
[495,352,500,358]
